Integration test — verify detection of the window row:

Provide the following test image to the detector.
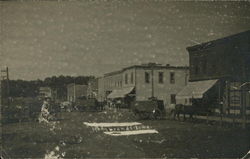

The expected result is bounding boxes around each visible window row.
[193,57,222,76]
[124,71,176,85]
[144,72,175,84]
[105,80,122,88]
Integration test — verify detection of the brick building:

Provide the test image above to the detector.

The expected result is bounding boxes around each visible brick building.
[177,30,250,116]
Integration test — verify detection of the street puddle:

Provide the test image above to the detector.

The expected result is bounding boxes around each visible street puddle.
[83,122,158,136]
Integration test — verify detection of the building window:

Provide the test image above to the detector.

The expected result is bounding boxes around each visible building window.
[145,72,150,83]
[202,58,207,74]
[171,94,176,104]
[170,72,175,84]
[194,64,199,75]
[158,72,164,83]
[125,73,128,84]
[211,60,217,75]
[193,57,199,75]
[131,72,134,84]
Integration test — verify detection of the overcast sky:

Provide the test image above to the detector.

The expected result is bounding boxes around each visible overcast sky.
[1,0,250,80]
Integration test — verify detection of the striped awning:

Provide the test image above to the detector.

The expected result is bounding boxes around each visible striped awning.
[176,79,218,99]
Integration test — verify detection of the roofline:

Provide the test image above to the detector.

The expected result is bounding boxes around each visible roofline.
[123,65,189,71]
[186,30,250,52]
[104,64,189,77]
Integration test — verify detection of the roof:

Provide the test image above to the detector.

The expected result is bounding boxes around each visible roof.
[176,79,218,99]
[123,64,189,71]
[104,63,189,77]
[186,30,250,53]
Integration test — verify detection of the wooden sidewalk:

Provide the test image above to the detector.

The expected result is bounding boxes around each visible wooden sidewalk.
[175,114,250,125]
[195,115,250,124]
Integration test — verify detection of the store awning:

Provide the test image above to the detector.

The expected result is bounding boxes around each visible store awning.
[107,87,135,99]
[176,79,218,99]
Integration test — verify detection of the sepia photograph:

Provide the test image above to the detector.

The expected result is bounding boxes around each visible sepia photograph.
[1,0,250,158]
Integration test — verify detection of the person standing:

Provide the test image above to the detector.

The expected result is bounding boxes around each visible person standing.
[39,97,51,123]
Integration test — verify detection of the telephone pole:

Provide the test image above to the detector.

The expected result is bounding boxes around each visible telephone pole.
[0,67,9,158]
[1,67,10,106]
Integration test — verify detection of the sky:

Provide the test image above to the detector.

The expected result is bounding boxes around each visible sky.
[1,0,250,80]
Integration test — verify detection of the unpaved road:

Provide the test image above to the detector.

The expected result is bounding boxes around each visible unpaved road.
[2,109,250,158]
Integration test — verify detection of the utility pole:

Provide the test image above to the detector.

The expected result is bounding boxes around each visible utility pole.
[151,65,154,98]
[0,67,9,158]
[1,67,10,106]
[242,61,247,129]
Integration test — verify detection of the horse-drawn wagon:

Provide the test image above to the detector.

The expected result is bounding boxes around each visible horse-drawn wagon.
[131,97,165,120]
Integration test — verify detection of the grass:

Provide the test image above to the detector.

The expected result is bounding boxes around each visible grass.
[2,109,250,158]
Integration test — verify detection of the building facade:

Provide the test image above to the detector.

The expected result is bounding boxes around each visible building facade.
[39,87,57,101]
[188,30,250,82]
[98,63,189,108]
[67,84,88,102]
[177,30,250,116]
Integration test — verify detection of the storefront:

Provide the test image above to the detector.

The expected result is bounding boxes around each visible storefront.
[224,81,250,117]
[176,79,219,107]
[176,79,250,117]
[107,87,135,108]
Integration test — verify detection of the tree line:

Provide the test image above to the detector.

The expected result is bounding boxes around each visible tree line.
[1,75,95,99]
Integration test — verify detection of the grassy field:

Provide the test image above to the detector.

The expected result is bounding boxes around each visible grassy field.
[2,109,250,158]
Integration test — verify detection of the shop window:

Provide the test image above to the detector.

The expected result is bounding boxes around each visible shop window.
[170,72,175,84]
[159,72,164,84]
[145,72,150,83]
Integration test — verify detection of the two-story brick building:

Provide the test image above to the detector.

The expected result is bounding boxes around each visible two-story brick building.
[98,63,189,109]
[177,30,250,117]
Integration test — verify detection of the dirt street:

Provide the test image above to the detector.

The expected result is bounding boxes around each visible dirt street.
[2,109,250,158]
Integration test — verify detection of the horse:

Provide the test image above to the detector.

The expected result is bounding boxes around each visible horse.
[172,104,196,121]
